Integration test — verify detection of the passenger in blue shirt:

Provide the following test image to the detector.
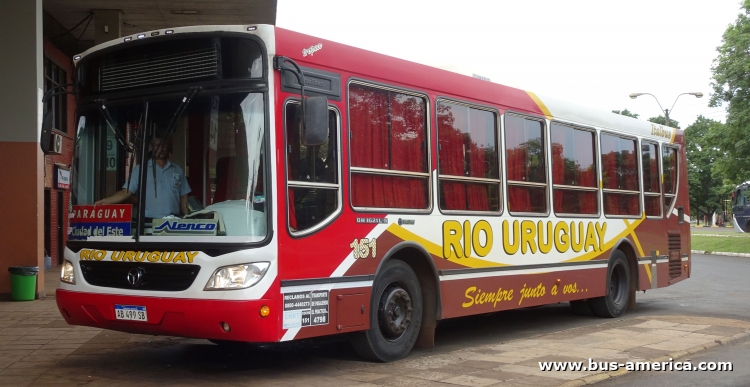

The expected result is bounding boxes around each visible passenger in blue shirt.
[95,137,191,218]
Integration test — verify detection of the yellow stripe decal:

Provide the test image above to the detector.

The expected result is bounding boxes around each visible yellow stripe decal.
[670,128,677,144]
[386,224,503,269]
[565,215,645,262]
[526,91,554,120]
[644,263,653,284]
[624,218,646,257]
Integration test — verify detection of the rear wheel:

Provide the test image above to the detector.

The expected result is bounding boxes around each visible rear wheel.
[351,260,422,362]
[590,250,630,318]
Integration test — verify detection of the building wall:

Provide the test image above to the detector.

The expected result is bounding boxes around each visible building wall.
[0,0,45,297]
[42,39,75,266]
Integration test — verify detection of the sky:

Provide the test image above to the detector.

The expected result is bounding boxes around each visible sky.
[277,0,743,128]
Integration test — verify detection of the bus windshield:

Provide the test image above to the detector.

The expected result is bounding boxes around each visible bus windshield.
[70,92,267,242]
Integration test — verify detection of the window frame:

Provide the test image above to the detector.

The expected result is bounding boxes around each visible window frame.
[599,131,641,219]
[283,99,343,237]
[44,57,68,135]
[346,79,432,214]
[435,97,502,215]
[549,121,600,218]
[662,144,679,219]
[503,111,549,217]
[641,140,663,219]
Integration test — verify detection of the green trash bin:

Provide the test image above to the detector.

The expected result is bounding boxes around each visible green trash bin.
[8,266,39,301]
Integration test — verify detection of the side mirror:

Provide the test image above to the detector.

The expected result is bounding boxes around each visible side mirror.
[40,110,53,154]
[303,96,329,146]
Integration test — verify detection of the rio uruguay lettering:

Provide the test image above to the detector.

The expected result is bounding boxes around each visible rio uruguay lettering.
[79,249,198,264]
[442,220,608,259]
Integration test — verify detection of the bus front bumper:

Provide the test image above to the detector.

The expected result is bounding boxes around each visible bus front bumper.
[56,289,279,343]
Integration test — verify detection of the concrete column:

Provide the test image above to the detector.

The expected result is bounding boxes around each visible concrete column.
[94,9,122,46]
[0,0,45,298]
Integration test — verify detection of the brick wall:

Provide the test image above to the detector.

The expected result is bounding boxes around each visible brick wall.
[43,39,75,266]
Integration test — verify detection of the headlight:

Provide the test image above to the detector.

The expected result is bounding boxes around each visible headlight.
[60,260,75,284]
[204,262,270,290]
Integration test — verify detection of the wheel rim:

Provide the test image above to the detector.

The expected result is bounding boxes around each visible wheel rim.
[609,263,628,306]
[377,284,413,341]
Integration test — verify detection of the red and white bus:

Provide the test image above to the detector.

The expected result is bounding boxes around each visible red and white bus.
[54,25,691,361]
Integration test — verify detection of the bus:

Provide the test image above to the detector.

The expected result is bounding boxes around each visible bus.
[50,24,691,362]
[732,181,750,232]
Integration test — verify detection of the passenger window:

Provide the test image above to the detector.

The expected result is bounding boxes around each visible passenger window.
[642,141,661,217]
[663,146,678,215]
[551,123,597,215]
[601,133,640,216]
[437,100,500,212]
[505,114,547,214]
[348,83,429,210]
[285,102,340,233]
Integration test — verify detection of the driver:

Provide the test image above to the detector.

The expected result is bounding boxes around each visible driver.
[95,137,191,218]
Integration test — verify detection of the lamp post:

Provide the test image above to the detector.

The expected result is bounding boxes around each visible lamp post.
[629,92,703,127]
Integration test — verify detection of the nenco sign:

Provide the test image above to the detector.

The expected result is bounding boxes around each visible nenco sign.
[55,165,70,190]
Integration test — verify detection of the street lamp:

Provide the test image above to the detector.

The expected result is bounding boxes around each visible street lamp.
[629,92,703,127]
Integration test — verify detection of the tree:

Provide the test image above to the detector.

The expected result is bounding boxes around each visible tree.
[709,0,750,182]
[612,109,639,119]
[647,116,680,129]
[685,116,724,224]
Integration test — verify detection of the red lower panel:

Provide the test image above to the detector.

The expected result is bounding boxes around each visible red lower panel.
[439,267,608,319]
[56,290,280,342]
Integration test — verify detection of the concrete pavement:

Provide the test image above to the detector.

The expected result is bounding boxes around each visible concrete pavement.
[0,271,748,386]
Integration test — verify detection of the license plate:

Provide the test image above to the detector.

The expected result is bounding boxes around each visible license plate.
[114,305,147,322]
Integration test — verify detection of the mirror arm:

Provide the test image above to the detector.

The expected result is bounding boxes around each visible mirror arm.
[274,56,307,130]
[42,83,76,103]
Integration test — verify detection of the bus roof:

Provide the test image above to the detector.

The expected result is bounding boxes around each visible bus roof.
[75,24,682,145]
[274,26,682,145]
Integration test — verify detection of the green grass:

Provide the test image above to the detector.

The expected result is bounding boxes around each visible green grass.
[691,234,750,254]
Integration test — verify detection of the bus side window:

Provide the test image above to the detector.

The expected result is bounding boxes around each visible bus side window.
[505,114,548,214]
[285,102,340,233]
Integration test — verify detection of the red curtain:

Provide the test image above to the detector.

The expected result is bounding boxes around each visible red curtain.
[599,136,640,215]
[505,116,531,212]
[601,134,620,214]
[552,126,597,214]
[643,143,660,193]
[437,103,466,210]
[466,108,491,211]
[576,130,597,214]
[645,195,660,216]
[664,148,677,194]
[349,85,427,209]
[622,139,639,215]
[623,149,638,191]
[551,137,565,212]
[437,103,494,211]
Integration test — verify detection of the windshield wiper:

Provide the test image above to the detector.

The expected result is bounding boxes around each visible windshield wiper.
[96,99,133,152]
[151,86,202,199]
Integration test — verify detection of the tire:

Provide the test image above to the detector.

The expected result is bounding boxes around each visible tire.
[590,250,631,318]
[351,260,423,362]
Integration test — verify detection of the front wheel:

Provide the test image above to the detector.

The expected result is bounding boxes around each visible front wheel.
[350,260,422,362]
[590,250,630,318]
